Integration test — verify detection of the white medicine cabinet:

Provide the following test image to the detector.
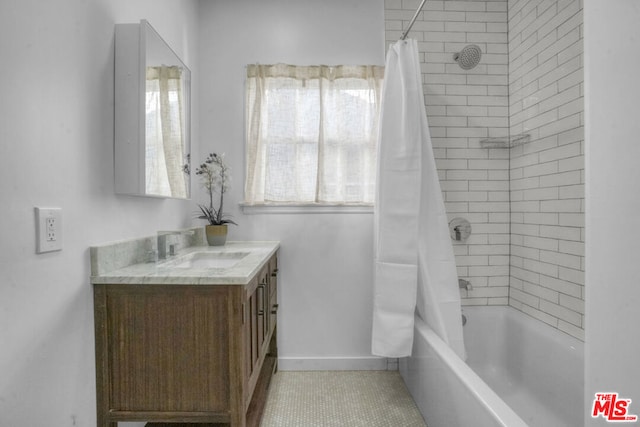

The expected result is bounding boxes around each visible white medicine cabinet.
[114,19,191,199]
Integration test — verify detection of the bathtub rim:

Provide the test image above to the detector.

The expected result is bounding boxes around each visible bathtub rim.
[411,315,529,427]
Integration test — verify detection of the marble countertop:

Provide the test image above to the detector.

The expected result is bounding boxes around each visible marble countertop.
[90,241,280,285]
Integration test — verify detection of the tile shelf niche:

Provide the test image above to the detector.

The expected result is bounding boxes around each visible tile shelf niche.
[479,133,531,149]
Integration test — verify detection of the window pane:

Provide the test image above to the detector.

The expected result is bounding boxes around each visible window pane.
[264,141,317,202]
[245,64,383,205]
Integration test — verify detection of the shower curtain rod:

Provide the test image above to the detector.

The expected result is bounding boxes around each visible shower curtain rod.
[400,0,428,40]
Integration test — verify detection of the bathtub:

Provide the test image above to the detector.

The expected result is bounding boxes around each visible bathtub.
[400,305,584,427]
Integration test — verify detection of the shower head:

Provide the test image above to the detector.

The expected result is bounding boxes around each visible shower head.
[453,44,482,70]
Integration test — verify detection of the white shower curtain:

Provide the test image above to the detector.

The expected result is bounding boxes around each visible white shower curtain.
[372,39,466,359]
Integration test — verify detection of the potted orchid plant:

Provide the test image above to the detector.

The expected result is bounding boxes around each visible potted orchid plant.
[196,152,237,245]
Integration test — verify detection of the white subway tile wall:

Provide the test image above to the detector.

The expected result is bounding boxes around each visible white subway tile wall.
[385,0,511,308]
[508,0,584,340]
[384,0,584,340]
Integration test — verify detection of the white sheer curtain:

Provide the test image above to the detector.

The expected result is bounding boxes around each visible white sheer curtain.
[245,64,384,205]
[145,65,187,198]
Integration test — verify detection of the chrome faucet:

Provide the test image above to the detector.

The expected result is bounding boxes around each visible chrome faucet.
[157,229,194,260]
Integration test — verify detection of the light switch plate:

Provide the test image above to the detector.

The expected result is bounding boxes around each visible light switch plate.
[35,207,63,253]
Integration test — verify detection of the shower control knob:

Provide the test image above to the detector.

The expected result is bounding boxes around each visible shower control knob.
[449,217,472,242]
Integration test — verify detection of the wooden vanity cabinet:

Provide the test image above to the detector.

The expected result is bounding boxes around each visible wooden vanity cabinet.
[93,252,279,427]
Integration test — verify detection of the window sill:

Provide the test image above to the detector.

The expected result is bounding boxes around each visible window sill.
[240,203,374,215]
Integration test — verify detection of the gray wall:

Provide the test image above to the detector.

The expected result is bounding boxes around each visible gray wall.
[196,0,387,370]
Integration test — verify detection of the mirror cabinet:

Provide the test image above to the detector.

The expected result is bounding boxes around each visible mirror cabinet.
[115,19,191,199]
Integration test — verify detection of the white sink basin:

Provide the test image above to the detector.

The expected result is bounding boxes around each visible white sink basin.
[171,251,250,269]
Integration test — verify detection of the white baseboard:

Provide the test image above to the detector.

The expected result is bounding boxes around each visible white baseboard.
[278,356,389,371]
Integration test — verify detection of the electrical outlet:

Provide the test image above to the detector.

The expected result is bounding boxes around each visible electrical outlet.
[46,217,56,241]
[35,207,63,253]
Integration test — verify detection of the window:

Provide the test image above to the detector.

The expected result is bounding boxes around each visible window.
[244,64,384,206]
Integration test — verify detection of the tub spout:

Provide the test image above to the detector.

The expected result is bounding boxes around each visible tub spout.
[458,279,472,291]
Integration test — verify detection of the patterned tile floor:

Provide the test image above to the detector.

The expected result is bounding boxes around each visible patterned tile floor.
[260,371,427,427]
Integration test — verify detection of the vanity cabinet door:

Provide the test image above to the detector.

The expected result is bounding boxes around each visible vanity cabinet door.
[248,282,259,374]
[96,285,231,414]
[245,266,269,394]
[243,255,278,427]
[268,257,278,336]
[258,269,269,351]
